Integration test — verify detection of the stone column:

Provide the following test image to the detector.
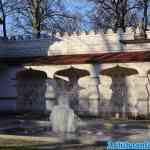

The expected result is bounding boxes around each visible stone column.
[88,63,101,116]
[16,69,47,113]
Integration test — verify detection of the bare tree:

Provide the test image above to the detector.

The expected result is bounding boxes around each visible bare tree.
[13,0,81,38]
[88,0,139,32]
[136,0,150,30]
[0,0,18,38]
[144,0,149,30]
[0,0,7,37]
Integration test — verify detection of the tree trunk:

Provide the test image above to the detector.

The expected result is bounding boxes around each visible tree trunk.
[31,0,41,38]
[3,16,7,38]
[32,18,41,38]
[144,0,148,31]
[113,0,127,32]
[0,0,7,38]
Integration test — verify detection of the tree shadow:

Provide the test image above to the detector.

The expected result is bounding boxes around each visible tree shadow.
[110,76,128,118]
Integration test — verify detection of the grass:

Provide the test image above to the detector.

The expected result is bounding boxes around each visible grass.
[0,118,150,150]
[0,134,61,150]
[0,136,106,150]
[0,138,48,146]
[0,146,35,150]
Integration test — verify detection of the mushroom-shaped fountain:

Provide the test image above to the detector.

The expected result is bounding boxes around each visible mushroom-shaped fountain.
[101,65,138,118]
[50,66,89,133]
[54,66,89,112]
[50,93,78,133]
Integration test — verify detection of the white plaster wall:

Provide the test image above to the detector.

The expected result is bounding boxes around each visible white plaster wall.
[0,62,150,115]
[29,62,150,115]
[1,29,150,116]
[1,29,150,58]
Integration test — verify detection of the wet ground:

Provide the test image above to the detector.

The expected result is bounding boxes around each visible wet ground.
[1,119,150,149]
[0,119,150,141]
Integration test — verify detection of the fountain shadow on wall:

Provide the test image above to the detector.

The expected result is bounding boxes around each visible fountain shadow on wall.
[16,68,48,120]
[101,65,138,119]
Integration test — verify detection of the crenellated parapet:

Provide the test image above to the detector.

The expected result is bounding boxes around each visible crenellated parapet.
[0,27,140,41]
[1,28,150,57]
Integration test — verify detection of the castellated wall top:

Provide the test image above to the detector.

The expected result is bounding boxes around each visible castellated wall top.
[0,28,150,57]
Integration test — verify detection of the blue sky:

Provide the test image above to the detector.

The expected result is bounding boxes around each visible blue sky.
[65,0,93,13]
[3,0,94,36]
[64,0,94,30]
[0,0,148,36]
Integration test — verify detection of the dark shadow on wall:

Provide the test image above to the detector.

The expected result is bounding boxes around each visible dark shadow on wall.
[0,65,26,118]
[16,68,48,119]
[101,65,138,119]
[99,91,112,118]
[0,35,62,57]
[110,76,128,118]
[0,65,24,108]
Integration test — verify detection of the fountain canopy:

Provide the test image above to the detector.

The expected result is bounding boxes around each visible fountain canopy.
[101,65,138,77]
[147,70,150,74]
[55,66,89,79]
[16,69,47,80]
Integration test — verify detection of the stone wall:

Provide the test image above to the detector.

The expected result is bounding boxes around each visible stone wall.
[0,29,150,117]
[28,62,150,117]
[0,39,50,57]
[0,62,150,117]
[1,28,150,57]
